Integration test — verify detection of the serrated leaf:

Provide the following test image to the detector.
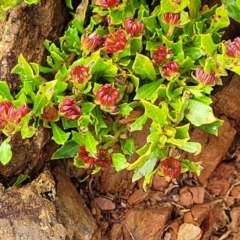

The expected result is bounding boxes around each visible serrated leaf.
[185,99,218,126]
[0,81,14,101]
[134,79,163,100]
[112,153,128,171]
[142,100,169,125]
[198,119,224,136]
[85,131,98,156]
[130,114,148,131]
[120,138,135,156]
[132,150,158,182]
[33,80,57,115]
[52,140,79,159]
[200,34,216,56]
[167,138,201,154]
[51,122,70,145]
[132,53,156,81]
[181,159,201,176]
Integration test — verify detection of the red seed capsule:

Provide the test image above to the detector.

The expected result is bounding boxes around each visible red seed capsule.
[160,157,181,179]
[195,67,217,86]
[96,84,121,107]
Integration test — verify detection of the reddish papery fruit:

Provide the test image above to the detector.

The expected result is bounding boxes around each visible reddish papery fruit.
[226,37,240,58]
[104,29,127,53]
[0,101,28,129]
[160,157,181,179]
[42,106,58,121]
[99,0,119,8]
[162,61,180,78]
[78,146,95,165]
[70,65,89,84]
[164,12,180,26]
[153,45,167,65]
[96,149,112,167]
[124,18,144,36]
[195,67,217,86]
[81,32,103,52]
[96,84,121,106]
[59,97,81,121]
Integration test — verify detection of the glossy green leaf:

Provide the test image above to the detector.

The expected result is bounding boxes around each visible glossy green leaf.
[112,153,128,171]
[134,79,163,100]
[33,80,57,115]
[206,5,230,33]
[198,119,224,136]
[160,0,190,13]
[0,81,14,101]
[188,0,201,18]
[222,0,240,23]
[12,174,29,187]
[120,138,135,156]
[181,159,201,176]
[132,150,158,182]
[167,138,201,154]
[0,138,12,165]
[130,114,148,132]
[132,53,156,81]
[85,131,98,156]
[81,102,96,115]
[200,34,216,56]
[52,140,79,159]
[183,47,203,60]
[51,122,70,145]
[118,103,133,116]
[142,100,169,125]
[185,99,218,126]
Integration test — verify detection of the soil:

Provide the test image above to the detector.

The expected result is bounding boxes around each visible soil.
[1,1,240,240]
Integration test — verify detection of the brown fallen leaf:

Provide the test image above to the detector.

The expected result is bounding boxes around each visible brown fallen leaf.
[119,107,144,124]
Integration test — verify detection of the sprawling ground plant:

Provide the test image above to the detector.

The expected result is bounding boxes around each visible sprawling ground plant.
[0,0,240,189]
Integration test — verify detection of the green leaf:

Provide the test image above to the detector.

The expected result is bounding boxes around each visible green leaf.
[12,174,29,187]
[81,102,96,115]
[132,150,158,182]
[200,34,216,56]
[24,0,39,4]
[185,99,218,126]
[134,79,163,100]
[111,153,128,172]
[222,0,240,23]
[51,122,70,145]
[132,53,156,81]
[188,0,201,18]
[142,100,169,125]
[120,138,135,156]
[85,131,98,156]
[167,138,201,154]
[118,103,133,116]
[181,159,201,176]
[130,114,148,131]
[33,80,57,115]
[160,0,190,13]
[11,54,36,84]
[64,0,73,9]
[52,140,79,159]
[92,107,107,134]
[175,124,190,139]
[198,119,224,136]
[183,47,203,60]
[206,5,230,33]
[0,81,14,101]
[0,138,12,165]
